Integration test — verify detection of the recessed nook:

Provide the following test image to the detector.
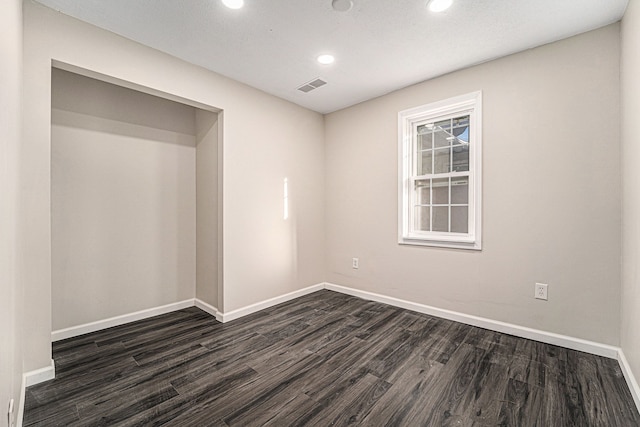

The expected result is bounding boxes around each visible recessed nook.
[50,66,223,336]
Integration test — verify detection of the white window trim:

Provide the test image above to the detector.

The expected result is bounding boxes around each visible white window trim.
[398,91,482,250]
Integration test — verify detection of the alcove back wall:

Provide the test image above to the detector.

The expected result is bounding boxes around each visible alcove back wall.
[51,68,198,330]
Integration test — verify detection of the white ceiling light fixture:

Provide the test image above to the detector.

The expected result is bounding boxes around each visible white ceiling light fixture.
[428,0,453,13]
[222,0,244,9]
[317,54,335,65]
[332,0,353,12]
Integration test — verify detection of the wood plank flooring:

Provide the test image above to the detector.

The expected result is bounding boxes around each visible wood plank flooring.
[24,290,640,426]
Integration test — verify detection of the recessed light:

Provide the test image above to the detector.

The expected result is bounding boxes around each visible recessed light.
[222,0,244,9]
[332,0,353,12]
[428,0,452,13]
[317,54,335,65]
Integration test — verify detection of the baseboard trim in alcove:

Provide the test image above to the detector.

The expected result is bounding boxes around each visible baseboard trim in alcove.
[51,299,194,342]
[194,298,223,322]
[219,284,325,323]
[49,284,327,343]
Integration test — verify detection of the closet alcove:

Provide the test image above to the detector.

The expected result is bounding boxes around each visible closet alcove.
[51,67,221,335]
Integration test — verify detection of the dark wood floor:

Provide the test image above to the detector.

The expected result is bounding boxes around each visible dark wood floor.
[24,290,640,426]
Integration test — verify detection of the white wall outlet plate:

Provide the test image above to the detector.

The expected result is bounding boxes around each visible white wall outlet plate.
[535,283,548,300]
[352,258,359,269]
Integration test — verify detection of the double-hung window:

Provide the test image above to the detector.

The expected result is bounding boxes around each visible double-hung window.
[398,91,482,250]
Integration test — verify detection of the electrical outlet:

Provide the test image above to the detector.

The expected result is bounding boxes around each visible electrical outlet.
[535,283,548,300]
[352,258,359,269]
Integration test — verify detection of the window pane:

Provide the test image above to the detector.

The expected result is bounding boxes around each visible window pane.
[418,150,432,175]
[452,144,469,172]
[451,206,469,233]
[451,177,469,204]
[453,126,469,144]
[433,119,451,148]
[434,119,451,131]
[414,206,430,232]
[434,129,450,148]
[432,178,449,204]
[415,179,430,205]
[453,116,470,144]
[452,115,469,128]
[418,130,432,151]
[432,206,449,232]
[434,148,451,174]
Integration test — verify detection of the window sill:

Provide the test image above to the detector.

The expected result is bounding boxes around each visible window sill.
[399,237,482,251]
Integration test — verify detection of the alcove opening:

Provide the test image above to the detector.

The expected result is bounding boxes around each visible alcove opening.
[50,67,222,336]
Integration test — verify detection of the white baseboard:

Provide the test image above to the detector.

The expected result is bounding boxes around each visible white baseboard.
[49,285,326,343]
[324,282,620,359]
[16,372,26,427]
[24,359,55,387]
[51,299,194,342]
[194,298,223,322]
[618,349,640,413]
[44,283,621,360]
[220,283,325,322]
[25,282,640,416]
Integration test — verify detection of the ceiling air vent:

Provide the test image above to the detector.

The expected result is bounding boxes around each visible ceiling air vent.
[297,78,327,93]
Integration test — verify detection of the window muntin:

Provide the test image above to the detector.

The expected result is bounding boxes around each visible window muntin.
[398,92,482,250]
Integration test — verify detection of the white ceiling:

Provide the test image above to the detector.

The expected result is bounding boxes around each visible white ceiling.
[34,0,628,114]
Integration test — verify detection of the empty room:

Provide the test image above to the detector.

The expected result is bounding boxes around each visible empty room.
[3,0,640,425]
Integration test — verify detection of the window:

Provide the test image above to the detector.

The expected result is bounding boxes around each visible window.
[398,91,482,250]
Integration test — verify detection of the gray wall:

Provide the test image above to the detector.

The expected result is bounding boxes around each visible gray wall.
[325,24,621,345]
[622,0,640,396]
[0,0,23,424]
[51,69,198,330]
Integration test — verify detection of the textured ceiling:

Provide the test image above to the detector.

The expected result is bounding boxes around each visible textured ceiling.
[34,0,628,114]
